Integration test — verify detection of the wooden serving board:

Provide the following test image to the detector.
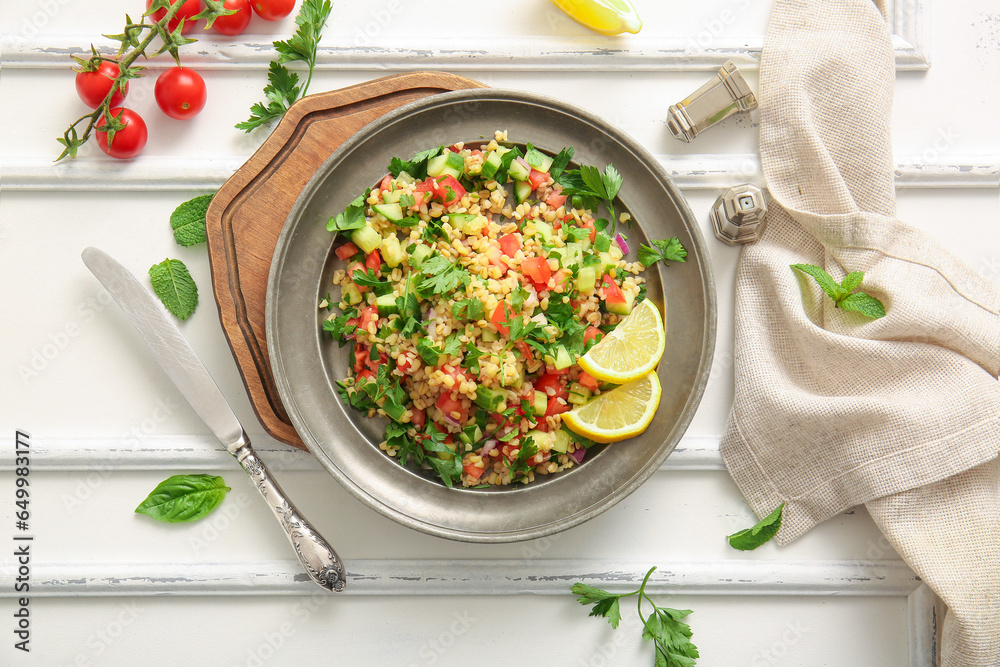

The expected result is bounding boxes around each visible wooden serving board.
[205,72,487,450]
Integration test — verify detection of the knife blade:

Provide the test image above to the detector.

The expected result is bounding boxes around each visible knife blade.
[82,247,346,592]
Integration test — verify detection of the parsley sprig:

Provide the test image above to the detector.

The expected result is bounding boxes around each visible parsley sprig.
[237,0,333,132]
[639,238,687,268]
[572,566,699,667]
[791,264,886,319]
[554,154,625,235]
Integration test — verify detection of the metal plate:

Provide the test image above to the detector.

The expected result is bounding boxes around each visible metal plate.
[266,89,716,543]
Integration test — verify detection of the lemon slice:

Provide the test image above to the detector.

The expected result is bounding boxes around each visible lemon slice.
[578,298,665,383]
[562,371,660,443]
[550,0,643,36]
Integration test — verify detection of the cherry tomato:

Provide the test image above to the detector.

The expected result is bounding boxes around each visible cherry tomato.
[147,0,202,34]
[212,0,252,35]
[75,61,128,109]
[155,67,207,120]
[94,108,147,160]
[251,0,295,21]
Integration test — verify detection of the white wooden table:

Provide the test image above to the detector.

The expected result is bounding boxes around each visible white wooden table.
[2,1,998,664]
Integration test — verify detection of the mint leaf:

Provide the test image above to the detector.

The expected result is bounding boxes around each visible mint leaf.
[840,292,886,319]
[840,270,865,293]
[727,503,784,551]
[791,264,846,301]
[149,258,198,320]
[135,474,230,523]
[170,193,213,246]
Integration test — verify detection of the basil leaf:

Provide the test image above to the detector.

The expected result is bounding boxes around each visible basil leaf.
[134,474,231,523]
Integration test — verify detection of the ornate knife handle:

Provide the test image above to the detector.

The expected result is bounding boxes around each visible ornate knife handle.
[233,437,347,592]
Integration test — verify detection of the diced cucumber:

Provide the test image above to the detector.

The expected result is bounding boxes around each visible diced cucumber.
[341,282,363,306]
[594,233,612,253]
[552,429,570,454]
[445,151,465,171]
[609,244,623,261]
[350,225,382,254]
[481,328,498,342]
[514,180,532,204]
[576,265,597,294]
[525,429,549,451]
[436,441,457,461]
[508,158,530,182]
[460,425,483,445]
[376,293,398,317]
[409,244,433,269]
[380,234,404,268]
[567,382,592,406]
[382,188,402,204]
[448,213,484,236]
[607,290,635,316]
[534,220,553,242]
[395,170,415,185]
[553,344,573,370]
[524,147,554,173]
[599,251,617,277]
[475,386,504,411]
[561,242,583,269]
[480,147,510,180]
[533,390,548,414]
[372,202,404,222]
[427,153,463,179]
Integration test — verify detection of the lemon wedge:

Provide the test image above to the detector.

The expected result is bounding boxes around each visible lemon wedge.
[550,0,643,36]
[562,370,660,443]
[578,298,665,383]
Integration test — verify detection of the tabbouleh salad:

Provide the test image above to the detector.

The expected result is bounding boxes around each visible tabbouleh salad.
[321,130,677,488]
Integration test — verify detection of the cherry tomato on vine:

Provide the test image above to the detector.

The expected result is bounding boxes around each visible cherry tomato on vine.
[95,108,148,160]
[146,0,202,34]
[75,61,128,109]
[251,0,295,21]
[212,0,252,36]
[155,67,207,120]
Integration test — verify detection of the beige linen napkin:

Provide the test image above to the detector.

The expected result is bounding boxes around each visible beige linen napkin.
[719,0,1000,663]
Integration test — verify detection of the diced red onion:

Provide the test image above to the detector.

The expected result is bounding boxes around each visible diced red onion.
[569,448,586,464]
[615,233,630,254]
[480,440,499,458]
[516,156,530,171]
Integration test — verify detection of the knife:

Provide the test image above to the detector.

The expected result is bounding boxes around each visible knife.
[82,247,346,593]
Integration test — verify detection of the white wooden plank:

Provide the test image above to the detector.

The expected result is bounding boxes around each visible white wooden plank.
[16,558,921,597]
[3,154,996,191]
[0,434,725,471]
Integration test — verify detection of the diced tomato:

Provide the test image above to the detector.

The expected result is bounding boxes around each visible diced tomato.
[378,175,393,192]
[396,355,413,373]
[498,233,521,257]
[356,368,375,384]
[578,371,600,393]
[535,372,568,400]
[410,407,426,429]
[515,340,533,361]
[353,343,370,373]
[343,317,359,340]
[413,177,437,207]
[584,326,603,346]
[436,392,468,423]
[546,365,571,375]
[365,249,382,273]
[358,305,378,332]
[552,268,572,291]
[500,443,519,461]
[447,144,463,153]
[463,461,486,481]
[366,348,383,373]
[579,218,597,243]
[520,257,551,286]
[602,274,627,309]
[545,395,570,417]
[528,168,549,191]
[443,366,467,387]
[434,175,466,207]
[526,449,551,467]
[545,191,567,209]
[491,302,514,336]
[469,149,484,159]
[485,243,509,274]
[346,262,369,291]
[334,242,359,261]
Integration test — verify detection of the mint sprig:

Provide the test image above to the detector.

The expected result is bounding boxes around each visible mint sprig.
[149,258,199,320]
[727,503,784,551]
[572,566,699,667]
[791,264,886,319]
